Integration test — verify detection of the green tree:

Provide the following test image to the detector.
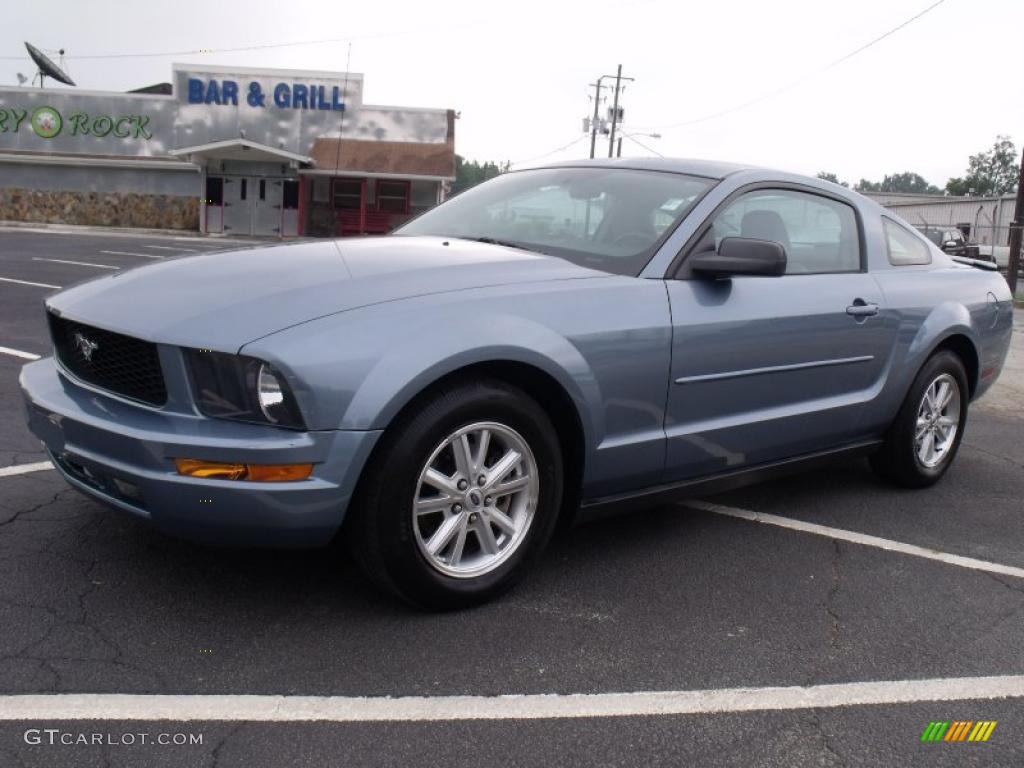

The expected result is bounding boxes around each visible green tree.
[945,136,1019,196]
[451,155,503,195]
[815,172,848,187]
[855,172,940,194]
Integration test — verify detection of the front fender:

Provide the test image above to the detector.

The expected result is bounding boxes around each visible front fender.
[240,294,602,446]
[343,311,601,446]
[242,275,673,499]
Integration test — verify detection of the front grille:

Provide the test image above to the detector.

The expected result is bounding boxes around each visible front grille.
[48,313,167,406]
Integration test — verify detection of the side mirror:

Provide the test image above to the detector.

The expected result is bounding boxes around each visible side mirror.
[690,237,787,278]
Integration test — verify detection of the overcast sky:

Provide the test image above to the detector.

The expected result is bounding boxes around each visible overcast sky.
[4,0,1021,185]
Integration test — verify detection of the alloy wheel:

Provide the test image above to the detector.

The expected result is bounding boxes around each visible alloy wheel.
[914,373,961,469]
[412,421,539,578]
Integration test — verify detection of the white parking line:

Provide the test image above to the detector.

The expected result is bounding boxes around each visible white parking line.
[98,250,162,259]
[0,674,1021,722]
[688,501,1024,580]
[32,257,118,270]
[143,244,197,252]
[0,346,41,361]
[171,236,243,245]
[0,461,53,478]
[0,276,61,289]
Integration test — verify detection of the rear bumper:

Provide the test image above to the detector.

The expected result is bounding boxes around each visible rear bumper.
[19,357,381,547]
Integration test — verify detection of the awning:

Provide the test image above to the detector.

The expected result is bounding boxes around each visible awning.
[169,138,312,165]
[307,138,455,180]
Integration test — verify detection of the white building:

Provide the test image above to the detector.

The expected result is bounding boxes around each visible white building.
[0,64,456,237]
[863,192,1015,247]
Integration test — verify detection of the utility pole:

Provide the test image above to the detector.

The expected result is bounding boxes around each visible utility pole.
[588,80,606,159]
[586,67,634,159]
[1006,146,1024,296]
[608,64,623,158]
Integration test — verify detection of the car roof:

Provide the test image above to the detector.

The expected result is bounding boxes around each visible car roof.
[534,157,760,180]
[525,156,898,223]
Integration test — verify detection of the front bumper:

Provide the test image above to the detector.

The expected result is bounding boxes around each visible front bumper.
[20,357,381,547]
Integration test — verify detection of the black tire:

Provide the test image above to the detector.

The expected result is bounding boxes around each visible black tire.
[346,379,563,610]
[870,350,969,488]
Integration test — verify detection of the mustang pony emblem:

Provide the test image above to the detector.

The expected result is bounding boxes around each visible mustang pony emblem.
[73,332,99,361]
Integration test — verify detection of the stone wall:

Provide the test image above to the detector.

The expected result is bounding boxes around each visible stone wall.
[0,188,199,230]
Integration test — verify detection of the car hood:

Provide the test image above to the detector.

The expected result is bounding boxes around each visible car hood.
[46,236,605,351]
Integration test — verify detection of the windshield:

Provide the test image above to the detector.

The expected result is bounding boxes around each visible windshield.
[395,167,715,276]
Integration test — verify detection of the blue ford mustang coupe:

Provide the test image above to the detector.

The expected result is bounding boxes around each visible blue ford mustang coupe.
[20,159,1014,608]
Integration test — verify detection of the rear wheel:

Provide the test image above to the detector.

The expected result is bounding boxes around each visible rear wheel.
[870,350,969,488]
[347,379,563,609]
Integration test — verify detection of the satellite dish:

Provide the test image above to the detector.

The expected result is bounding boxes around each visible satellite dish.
[16,73,27,86]
[24,42,76,88]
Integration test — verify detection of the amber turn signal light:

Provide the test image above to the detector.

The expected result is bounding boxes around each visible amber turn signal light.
[175,458,313,482]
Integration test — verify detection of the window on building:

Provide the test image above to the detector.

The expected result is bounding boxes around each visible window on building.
[240,179,247,201]
[333,179,363,210]
[709,189,861,274]
[884,218,932,266]
[312,177,330,203]
[259,179,266,201]
[205,177,223,206]
[283,180,299,210]
[410,180,439,213]
[376,181,411,214]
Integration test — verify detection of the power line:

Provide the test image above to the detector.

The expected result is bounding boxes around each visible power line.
[2,0,658,61]
[622,133,663,157]
[508,135,588,168]
[0,32,401,61]
[332,43,354,175]
[641,0,950,132]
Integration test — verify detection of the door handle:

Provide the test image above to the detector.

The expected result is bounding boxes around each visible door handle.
[846,300,879,318]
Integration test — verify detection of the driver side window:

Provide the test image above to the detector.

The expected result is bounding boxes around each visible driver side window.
[710,189,861,274]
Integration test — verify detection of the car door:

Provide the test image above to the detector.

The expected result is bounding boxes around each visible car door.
[662,186,897,482]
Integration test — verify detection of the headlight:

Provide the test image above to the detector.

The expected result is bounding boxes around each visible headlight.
[185,349,305,429]
[257,364,286,421]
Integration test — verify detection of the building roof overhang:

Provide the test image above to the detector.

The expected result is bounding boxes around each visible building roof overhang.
[169,138,312,165]
[0,150,197,171]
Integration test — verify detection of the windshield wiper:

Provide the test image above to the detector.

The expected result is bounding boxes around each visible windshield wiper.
[461,236,543,254]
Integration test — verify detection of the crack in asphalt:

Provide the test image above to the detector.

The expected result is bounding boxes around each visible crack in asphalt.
[209,724,244,768]
[0,489,166,693]
[39,659,62,693]
[801,540,844,687]
[5,450,47,466]
[924,572,1024,659]
[809,713,848,767]
[984,571,1024,596]
[826,540,842,652]
[962,439,1024,470]
[0,489,66,529]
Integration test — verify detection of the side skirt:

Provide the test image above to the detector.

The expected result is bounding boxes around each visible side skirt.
[577,439,883,521]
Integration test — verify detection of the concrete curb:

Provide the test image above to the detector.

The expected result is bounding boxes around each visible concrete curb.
[0,220,271,243]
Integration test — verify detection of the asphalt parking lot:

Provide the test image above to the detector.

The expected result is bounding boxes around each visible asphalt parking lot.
[0,227,1022,767]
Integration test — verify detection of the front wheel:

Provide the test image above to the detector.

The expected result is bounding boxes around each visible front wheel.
[347,379,563,609]
[870,350,969,488]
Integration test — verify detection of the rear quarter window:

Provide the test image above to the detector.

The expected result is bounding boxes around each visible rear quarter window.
[884,218,932,266]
